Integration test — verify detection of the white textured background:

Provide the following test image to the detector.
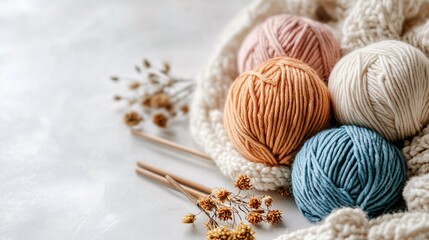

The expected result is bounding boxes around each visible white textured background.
[0,0,311,239]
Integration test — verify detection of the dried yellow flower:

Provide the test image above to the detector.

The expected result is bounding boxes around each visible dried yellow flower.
[143,59,151,68]
[277,187,290,197]
[206,226,232,240]
[216,207,233,221]
[165,104,173,112]
[153,113,168,128]
[234,175,252,191]
[124,111,142,126]
[212,188,230,202]
[162,62,170,74]
[248,197,261,209]
[112,59,195,129]
[128,99,137,105]
[150,93,171,108]
[246,211,263,225]
[232,223,255,240]
[181,105,189,114]
[204,219,217,231]
[262,195,273,207]
[148,73,159,84]
[129,82,140,90]
[197,196,216,212]
[182,214,195,224]
[141,97,151,107]
[266,210,282,225]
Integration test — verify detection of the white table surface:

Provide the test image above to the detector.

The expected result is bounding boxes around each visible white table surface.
[0,1,312,239]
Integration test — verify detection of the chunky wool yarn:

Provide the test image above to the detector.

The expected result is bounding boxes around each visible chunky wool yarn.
[329,40,429,142]
[275,208,369,240]
[238,14,340,81]
[368,210,429,239]
[224,57,331,166]
[402,123,429,212]
[274,208,429,240]
[292,125,406,222]
[403,175,429,211]
[402,123,429,177]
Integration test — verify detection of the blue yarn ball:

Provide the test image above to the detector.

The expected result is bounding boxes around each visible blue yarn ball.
[291,125,406,222]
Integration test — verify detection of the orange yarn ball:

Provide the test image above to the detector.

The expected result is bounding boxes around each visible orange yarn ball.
[224,57,331,166]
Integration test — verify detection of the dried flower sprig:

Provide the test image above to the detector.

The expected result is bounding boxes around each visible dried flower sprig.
[111,58,194,128]
[179,175,282,240]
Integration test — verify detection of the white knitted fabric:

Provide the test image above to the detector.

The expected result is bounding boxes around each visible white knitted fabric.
[274,208,369,240]
[403,124,429,177]
[402,123,429,212]
[274,208,429,240]
[404,175,429,212]
[190,0,429,191]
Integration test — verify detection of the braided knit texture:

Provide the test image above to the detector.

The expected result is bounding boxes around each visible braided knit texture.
[190,0,429,191]
[402,124,429,177]
[402,123,429,212]
[274,208,429,240]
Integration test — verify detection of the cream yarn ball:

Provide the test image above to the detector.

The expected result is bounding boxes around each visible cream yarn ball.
[329,40,429,142]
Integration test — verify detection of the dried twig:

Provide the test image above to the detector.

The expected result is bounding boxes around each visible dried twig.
[166,175,219,229]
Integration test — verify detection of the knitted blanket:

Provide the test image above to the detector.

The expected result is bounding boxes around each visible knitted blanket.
[190,0,429,237]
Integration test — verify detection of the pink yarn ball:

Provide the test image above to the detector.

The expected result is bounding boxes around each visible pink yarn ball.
[238,14,341,81]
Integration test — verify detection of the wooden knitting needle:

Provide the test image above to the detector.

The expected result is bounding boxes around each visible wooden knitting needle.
[165,175,198,203]
[131,129,212,162]
[135,167,205,199]
[137,161,212,195]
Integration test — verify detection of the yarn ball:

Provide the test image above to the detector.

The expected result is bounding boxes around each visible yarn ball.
[329,40,429,142]
[224,57,331,166]
[292,125,407,223]
[238,14,340,81]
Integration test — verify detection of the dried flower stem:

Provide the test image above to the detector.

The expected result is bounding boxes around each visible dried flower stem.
[166,175,219,228]
[169,84,195,102]
[131,129,212,162]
